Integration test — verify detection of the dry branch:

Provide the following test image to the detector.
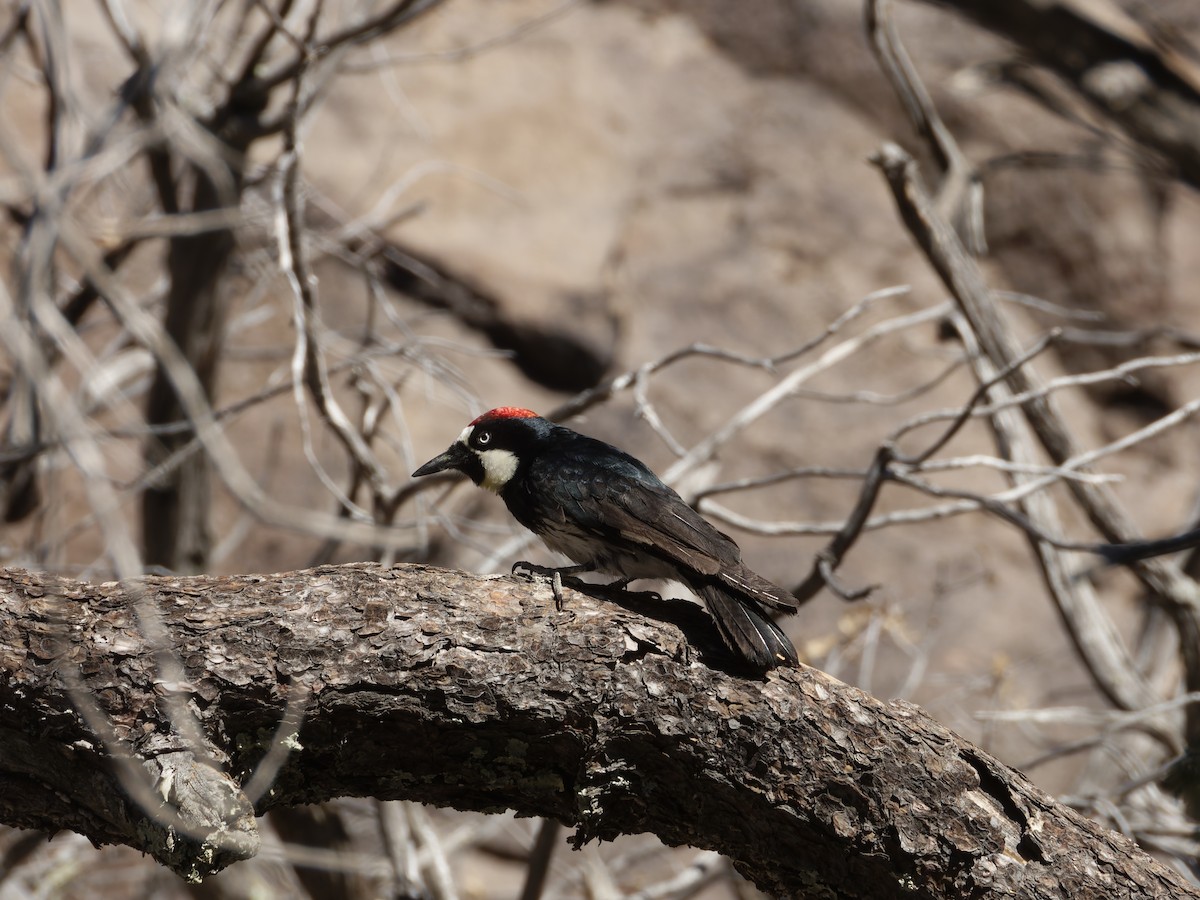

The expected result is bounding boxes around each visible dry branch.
[872,140,1200,726]
[0,563,1193,898]
[925,0,1200,189]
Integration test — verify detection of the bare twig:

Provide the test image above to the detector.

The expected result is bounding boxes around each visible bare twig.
[548,285,913,424]
[868,0,986,252]
[519,819,562,900]
[663,300,948,488]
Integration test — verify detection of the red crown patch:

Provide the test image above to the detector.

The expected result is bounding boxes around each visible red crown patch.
[470,407,539,426]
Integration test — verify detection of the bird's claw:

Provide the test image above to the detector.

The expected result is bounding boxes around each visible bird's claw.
[512,560,551,579]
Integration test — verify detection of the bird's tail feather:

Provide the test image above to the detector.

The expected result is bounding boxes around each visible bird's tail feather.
[718,566,799,612]
[696,583,798,671]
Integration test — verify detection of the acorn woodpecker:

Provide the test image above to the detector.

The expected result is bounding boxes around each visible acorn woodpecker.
[412,407,799,670]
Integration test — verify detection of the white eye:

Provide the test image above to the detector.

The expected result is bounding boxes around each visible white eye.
[476,431,491,445]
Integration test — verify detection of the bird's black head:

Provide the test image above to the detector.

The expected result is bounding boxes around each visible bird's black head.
[412,407,553,492]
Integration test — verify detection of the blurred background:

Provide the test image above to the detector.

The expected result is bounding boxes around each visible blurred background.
[2,0,1200,896]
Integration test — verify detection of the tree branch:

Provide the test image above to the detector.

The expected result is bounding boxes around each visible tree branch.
[926,0,1200,189]
[0,564,1192,897]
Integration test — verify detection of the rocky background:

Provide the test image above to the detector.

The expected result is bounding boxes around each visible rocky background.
[2,0,1199,896]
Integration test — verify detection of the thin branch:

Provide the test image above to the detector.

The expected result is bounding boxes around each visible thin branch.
[233,0,448,101]
[519,819,562,900]
[663,301,948,488]
[872,141,1200,613]
[868,0,986,252]
[547,285,913,424]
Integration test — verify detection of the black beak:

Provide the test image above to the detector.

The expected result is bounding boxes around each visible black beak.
[412,442,472,477]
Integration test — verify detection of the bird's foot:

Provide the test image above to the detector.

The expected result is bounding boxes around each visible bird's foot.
[512,561,590,611]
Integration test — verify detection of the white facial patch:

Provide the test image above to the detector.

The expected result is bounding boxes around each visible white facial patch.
[476,448,519,492]
[457,425,518,492]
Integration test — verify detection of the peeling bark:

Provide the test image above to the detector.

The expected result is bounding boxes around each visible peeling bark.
[0,564,1192,897]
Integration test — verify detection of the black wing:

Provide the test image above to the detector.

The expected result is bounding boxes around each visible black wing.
[534,441,741,576]
[520,434,796,609]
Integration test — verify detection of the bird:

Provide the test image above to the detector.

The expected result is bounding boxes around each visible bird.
[412,406,799,670]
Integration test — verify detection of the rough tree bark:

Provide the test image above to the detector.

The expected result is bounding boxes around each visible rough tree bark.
[0,564,1192,897]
